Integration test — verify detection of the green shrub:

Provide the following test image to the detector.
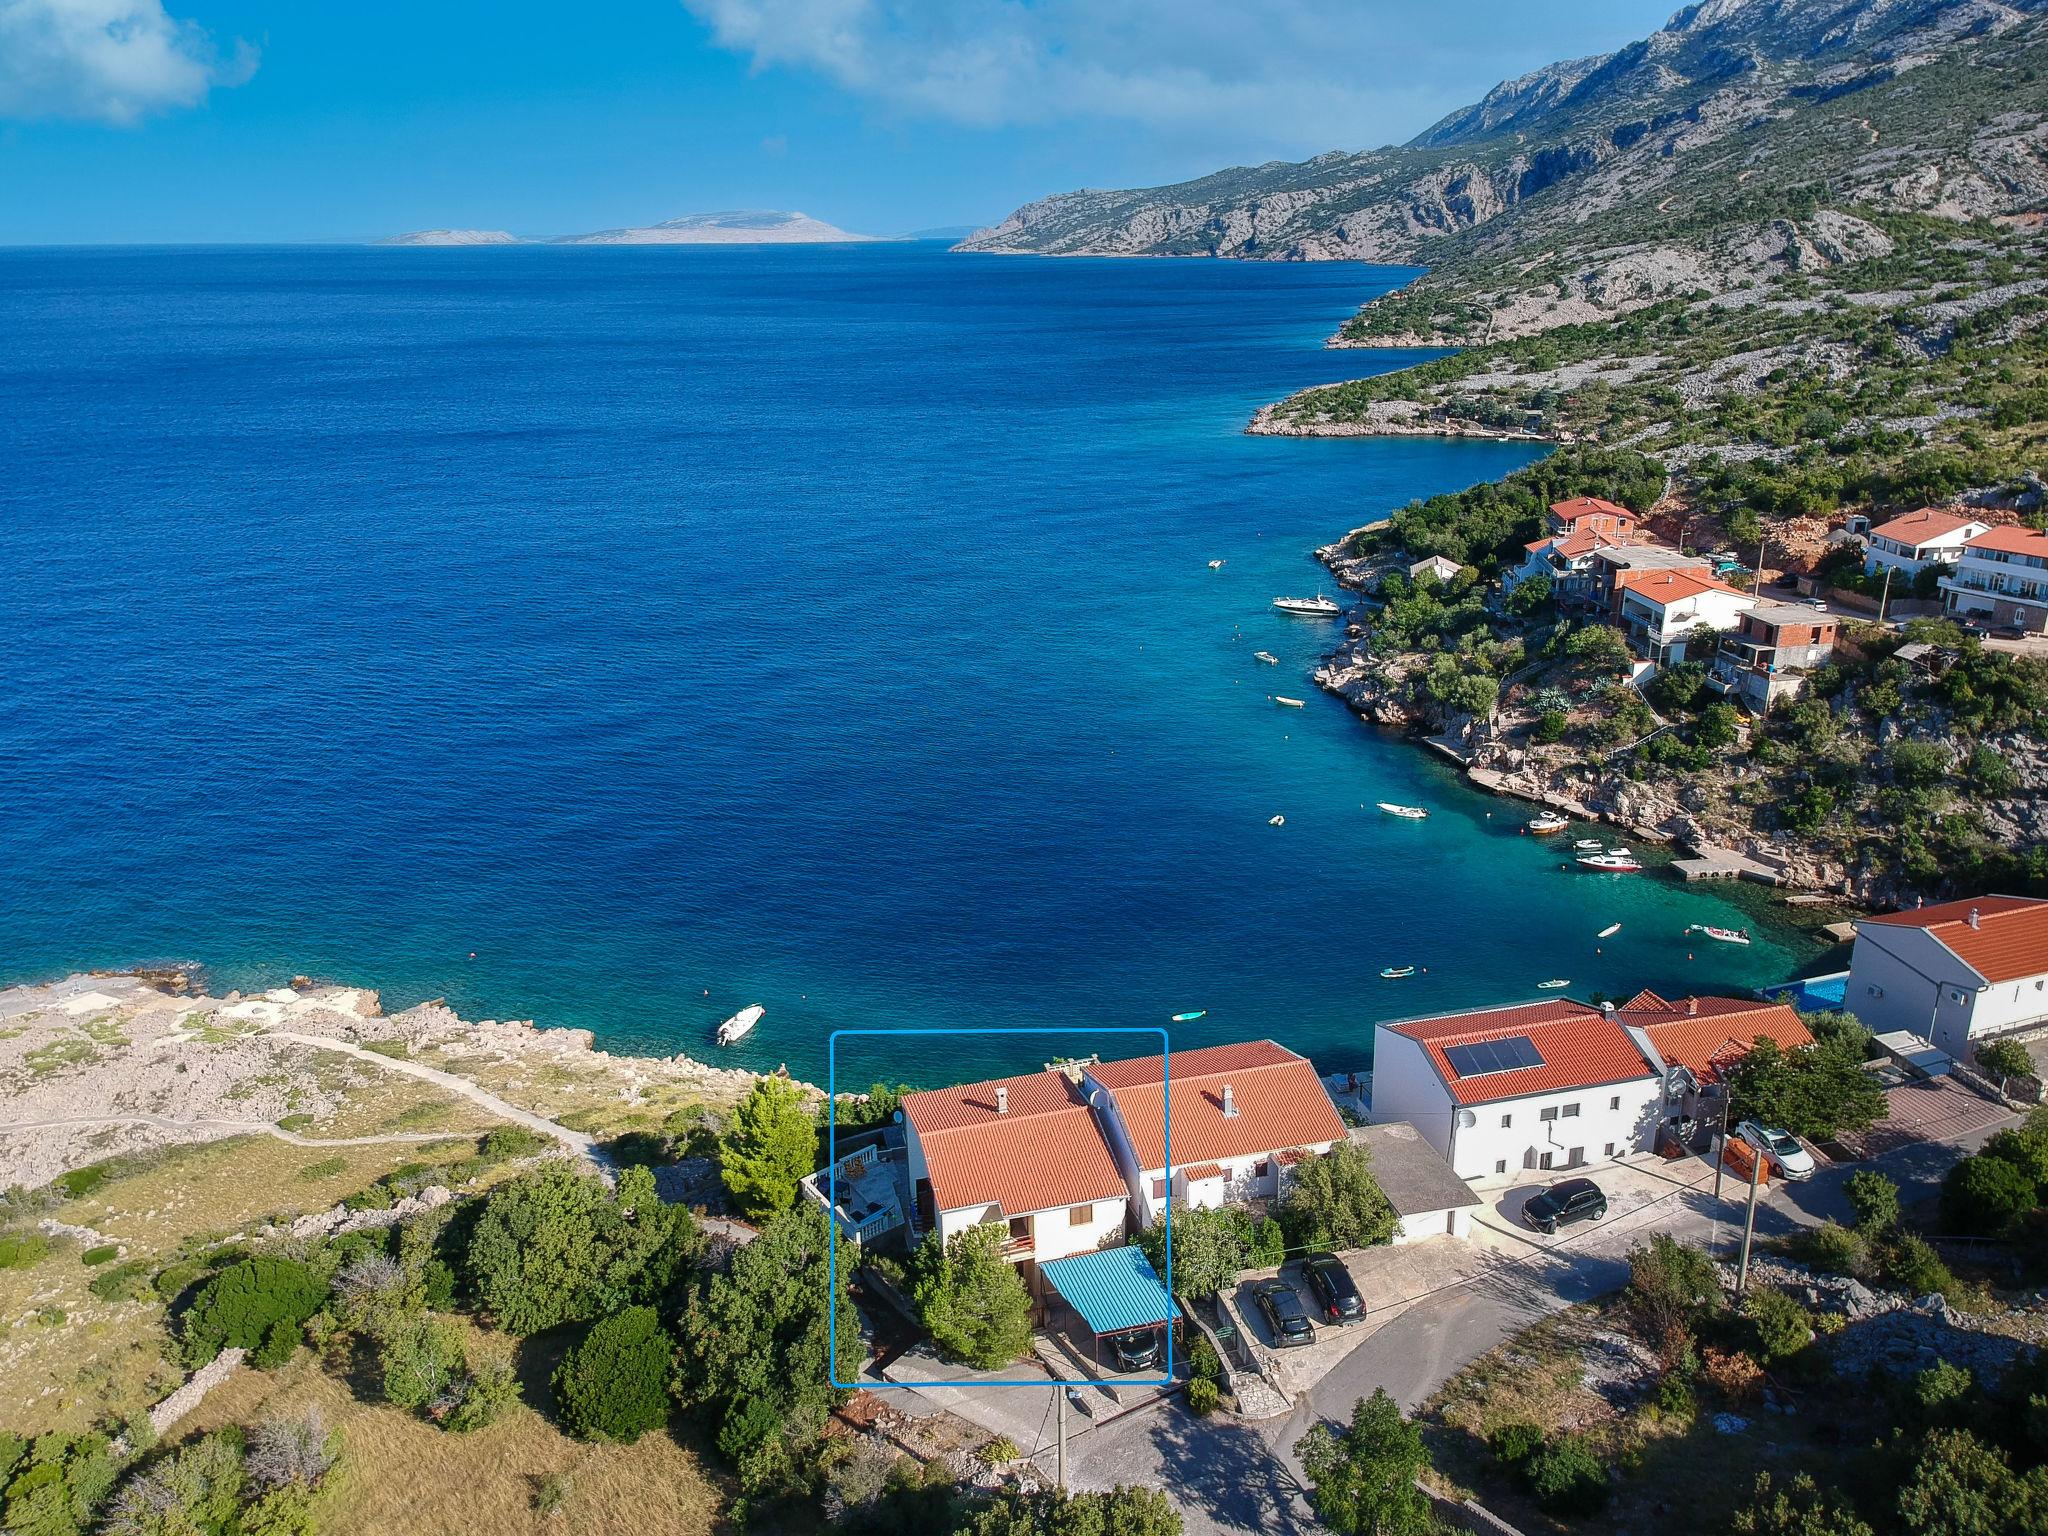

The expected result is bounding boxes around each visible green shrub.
[1489,1421,1545,1468]
[55,1162,116,1200]
[552,1305,673,1444]
[1845,1171,1901,1234]
[0,1233,52,1271]
[1651,1373,1697,1426]
[180,1255,325,1366]
[479,1125,550,1163]
[1884,1234,1963,1301]
[1185,1377,1221,1417]
[80,1245,118,1267]
[1526,1434,1609,1515]
[277,1114,315,1132]
[1913,1361,1974,1420]
[1187,1335,1222,1384]
[380,1315,465,1411]
[979,1436,1020,1465]
[249,1314,301,1369]
[296,1157,347,1182]
[88,1260,152,1302]
[716,1396,782,1464]
[1744,1289,1812,1363]
[1941,1154,2036,1236]
[419,1258,456,1311]
[1791,1220,1866,1275]
[445,1350,519,1433]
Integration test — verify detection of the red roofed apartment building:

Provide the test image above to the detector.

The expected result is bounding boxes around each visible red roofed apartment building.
[1848,896,2048,1059]
[1863,507,1990,584]
[897,1040,1345,1279]
[1503,498,1643,607]
[1369,992,1806,1184]
[1942,525,2048,635]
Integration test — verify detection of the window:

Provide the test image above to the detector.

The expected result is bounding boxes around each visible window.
[1150,1178,1165,1200]
[1500,1113,1512,1128]
[1495,1159,1507,1175]
[1539,1106,1558,1123]
[1008,1216,1029,1240]
[1538,1151,1555,1170]
[1069,1204,1093,1227]
[1253,1160,1271,1178]
[1562,1103,1581,1119]
[1604,1142,1616,1157]
[1608,1096,1620,1111]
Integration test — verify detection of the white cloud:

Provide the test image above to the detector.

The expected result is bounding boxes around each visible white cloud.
[0,0,255,125]
[677,0,1625,156]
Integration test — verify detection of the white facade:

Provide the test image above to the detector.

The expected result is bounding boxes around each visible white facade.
[1941,534,2048,634]
[1848,921,2048,1060]
[1865,517,1988,580]
[905,1119,1130,1261]
[1617,583,1758,664]
[1368,1024,1661,1185]
[1391,1206,1473,1243]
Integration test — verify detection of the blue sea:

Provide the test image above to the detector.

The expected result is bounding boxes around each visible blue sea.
[0,243,1816,1087]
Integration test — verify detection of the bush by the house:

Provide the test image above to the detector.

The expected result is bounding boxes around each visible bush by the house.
[1525,1433,1610,1517]
[1295,1388,1433,1536]
[1744,1288,1813,1364]
[1184,1377,1220,1417]
[913,1222,1034,1370]
[1724,1025,1887,1143]
[1132,1206,1279,1301]
[718,1075,819,1219]
[1275,1142,1397,1252]
[554,1305,674,1444]
[180,1255,326,1366]
[1845,1169,1901,1234]
[1625,1234,1720,1368]
[1942,1153,2037,1236]
[1186,1335,1222,1384]
[1976,1038,2037,1085]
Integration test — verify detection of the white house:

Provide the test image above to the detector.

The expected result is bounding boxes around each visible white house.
[901,1066,1130,1281]
[1369,999,1666,1185]
[1941,526,2048,635]
[1348,1122,1480,1241]
[1847,896,2048,1060]
[1612,567,1758,665]
[1864,508,1990,583]
[1084,1040,1347,1228]
[1409,554,1464,585]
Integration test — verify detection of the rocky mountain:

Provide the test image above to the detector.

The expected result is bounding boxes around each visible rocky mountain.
[376,229,520,246]
[555,210,874,245]
[959,0,2048,271]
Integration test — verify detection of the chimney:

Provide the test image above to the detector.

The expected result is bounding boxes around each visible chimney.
[1601,1000,1616,1018]
[1686,995,1698,1016]
[1221,1084,1238,1119]
[1969,907,1982,930]
[996,1086,1009,1115]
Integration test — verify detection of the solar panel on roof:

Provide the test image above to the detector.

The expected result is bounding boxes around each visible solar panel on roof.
[1444,1035,1545,1078]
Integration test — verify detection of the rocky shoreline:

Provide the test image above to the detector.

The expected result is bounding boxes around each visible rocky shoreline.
[1245,398,1551,444]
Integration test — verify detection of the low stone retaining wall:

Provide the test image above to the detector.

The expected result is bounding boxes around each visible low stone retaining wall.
[148,1348,246,1437]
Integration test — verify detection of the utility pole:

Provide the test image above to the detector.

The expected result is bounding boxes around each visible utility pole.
[1711,1089,1734,1202]
[1735,1146,1765,1297]
[1055,1386,1066,1490]
[1877,563,1896,627]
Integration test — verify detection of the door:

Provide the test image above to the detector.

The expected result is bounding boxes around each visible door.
[1538,1151,1554,1171]
[1567,1147,1584,1168]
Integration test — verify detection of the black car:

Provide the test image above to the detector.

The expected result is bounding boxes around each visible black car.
[1251,1279,1316,1348]
[1107,1329,1161,1372]
[1522,1177,1607,1235]
[1301,1255,1366,1324]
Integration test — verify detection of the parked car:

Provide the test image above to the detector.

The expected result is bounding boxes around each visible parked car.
[1301,1254,1366,1324]
[1522,1177,1607,1235]
[1736,1120,1815,1181]
[1250,1279,1316,1348]
[1106,1329,1161,1372]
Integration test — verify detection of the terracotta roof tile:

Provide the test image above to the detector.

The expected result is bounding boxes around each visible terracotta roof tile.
[1624,996,1814,1083]
[1551,497,1634,525]
[1615,567,1752,605]
[1092,1040,1345,1171]
[1861,895,2048,985]
[1179,1162,1225,1181]
[904,1071,1127,1216]
[1965,526,2048,558]
[1387,999,1660,1106]
[1870,507,1983,546]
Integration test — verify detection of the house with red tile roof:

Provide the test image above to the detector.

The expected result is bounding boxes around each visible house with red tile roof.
[1503,522,1629,606]
[1864,508,1989,584]
[1086,1040,1346,1227]
[1613,989,1813,1090]
[895,1040,1350,1274]
[1848,896,2048,1059]
[1942,525,2048,635]
[1613,566,1758,665]
[1369,999,1665,1183]
[1547,497,1637,538]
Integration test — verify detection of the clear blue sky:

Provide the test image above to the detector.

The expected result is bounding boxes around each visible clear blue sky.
[0,0,1680,243]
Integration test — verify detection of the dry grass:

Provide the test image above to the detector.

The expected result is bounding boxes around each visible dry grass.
[302,1071,502,1139]
[177,1351,730,1536]
[0,1245,177,1435]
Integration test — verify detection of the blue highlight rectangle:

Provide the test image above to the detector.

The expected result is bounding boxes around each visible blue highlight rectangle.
[826,1026,1173,1391]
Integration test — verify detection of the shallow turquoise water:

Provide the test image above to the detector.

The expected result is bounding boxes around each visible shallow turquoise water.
[0,243,1818,1084]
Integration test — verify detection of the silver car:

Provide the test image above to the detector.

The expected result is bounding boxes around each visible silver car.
[1736,1120,1814,1180]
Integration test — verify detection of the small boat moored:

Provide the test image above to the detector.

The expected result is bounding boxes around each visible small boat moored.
[1597,922,1622,938]
[1268,815,1286,827]
[715,1004,765,1046]
[1688,924,1752,945]
[1253,651,1280,665]
[1171,1009,1207,1022]
[1376,802,1429,820]
[1577,851,1643,872]
[1380,966,1416,979]
[1575,839,1605,851]
[1537,979,1571,990]
[1273,595,1341,617]
[1527,813,1570,834]
[1275,696,1306,708]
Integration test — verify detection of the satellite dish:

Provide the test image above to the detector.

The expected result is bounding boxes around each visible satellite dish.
[1455,1108,1478,1130]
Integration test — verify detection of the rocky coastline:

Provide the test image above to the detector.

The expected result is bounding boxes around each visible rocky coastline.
[1245,398,1551,444]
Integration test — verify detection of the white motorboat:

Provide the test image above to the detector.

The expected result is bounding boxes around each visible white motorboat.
[1268,815,1286,827]
[1275,695,1306,708]
[1577,852,1643,872]
[1537,979,1571,990]
[1528,813,1569,834]
[1208,559,1226,569]
[715,1004,765,1046]
[1574,839,1604,851]
[1376,802,1429,819]
[1254,651,1280,665]
[1688,924,1752,945]
[1597,922,1622,938]
[1273,595,1341,617]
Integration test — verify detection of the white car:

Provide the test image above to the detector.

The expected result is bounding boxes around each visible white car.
[1736,1120,1815,1181]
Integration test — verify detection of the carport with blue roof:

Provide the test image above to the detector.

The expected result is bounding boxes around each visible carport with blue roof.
[1038,1245,1182,1373]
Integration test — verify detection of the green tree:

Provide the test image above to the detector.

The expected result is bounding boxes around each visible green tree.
[1133,1206,1253,1301]
[962,1486,1182,1536]
[180,1257,326,1367]
[1743,1289,1812,1364]
[1697,701,1742,749]
[673,1206,862,1473]
[1295,1389,1433,1536]
[1942,1154,2036,1237]
[1504,572,1553,619]
[1845,1170,1901,1234]
[1897,1428,2048,1536]
[379,1315,465,1412]
[912,1224,1034,1370]
[1982,1110,2048,1194]
[719,1076,820,1219]
[1526,1434,1609,1516]
[1277,1142,1397,1252]
[1732,1472,1875,1536]
[466,1164,698,1334]
[1626,1234,1720,1368]
[1566,624,1631,674]
[1976,1041,2037,1088]
[553,1306,674,1444]
[1724,1034,1887,1143]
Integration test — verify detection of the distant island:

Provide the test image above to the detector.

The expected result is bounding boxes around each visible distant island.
[376,229,519,246]
[553,209,874,245]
